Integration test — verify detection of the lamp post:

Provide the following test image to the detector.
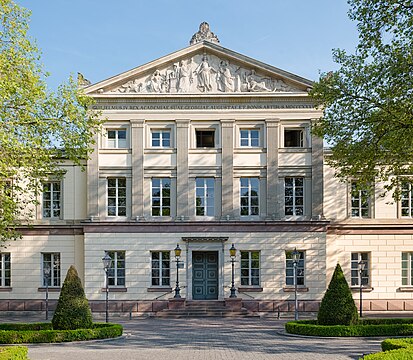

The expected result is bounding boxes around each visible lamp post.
[102,253,112,323]
[358,260,366,318]
[292,248,300,321]
[43,264,51,321]
[229,244,237,298]
[174,244,182,299]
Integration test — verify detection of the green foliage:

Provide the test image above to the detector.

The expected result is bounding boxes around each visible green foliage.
[52,265,93,330]
[362,349,413,360]
[285,319,413,337]
[0,346,28,360]
[0,323,122,344]
[381,338,413,352]
[0,0,102,244]
[310,0,413,197]
[317,263,358,325]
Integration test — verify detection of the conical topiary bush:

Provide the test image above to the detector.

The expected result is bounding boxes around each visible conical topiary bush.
[52,265,93,330]
[317,263,358,325]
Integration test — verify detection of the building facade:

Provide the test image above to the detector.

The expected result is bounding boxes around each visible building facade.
[1,23,413,314]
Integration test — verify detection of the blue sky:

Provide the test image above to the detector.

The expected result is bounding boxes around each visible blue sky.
[17,0,359,89]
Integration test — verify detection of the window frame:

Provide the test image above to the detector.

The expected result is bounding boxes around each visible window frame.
[240,251,260,286]
[401,182,413,218]
[0,253,11,287]
[107,178,127,217]
[151,251,171,287]
[284,128,304,148]
[41,252,61,287]
[351,252,370,287]
[239,129,260,148]
[106,128,127,149]
[42,181,61,219]
[284,177,304,216]
[195,178,215,217]
[240,177,260,216]
[351,182,371,218]
[401,252,413,286]
[195,130,215,148]
[285,250,305,286]
[151,129,171,148]
[105,251,126,288]
[151,178,171,217]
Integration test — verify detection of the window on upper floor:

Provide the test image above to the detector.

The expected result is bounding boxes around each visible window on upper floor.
[351,252,370,287]
[195,178,214,217]
[107,178,126,217]
[285,250,305,286]
[240,129,260,147]
[284,177,304,216]
[240,251,260,286]
[105,251,125,287]
[240,178,259,216]
[284,129,304,148]
[42,182,61,219]
[0,253,11,287]
[151,178,171,216]
[401,183,413,218]
[151,251,170,287]
[196,130,215,148]
[351,182,370,218]
[106,129,127,149]
[401,252,413,286]
[42,252,60,287]
[151,129,171,148]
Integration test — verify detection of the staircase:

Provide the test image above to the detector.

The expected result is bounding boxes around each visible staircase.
[156,300,254,318]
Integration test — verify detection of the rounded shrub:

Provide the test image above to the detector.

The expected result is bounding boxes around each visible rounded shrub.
[317,263,358,325]
[0,346,28,360]
[52,265,93,330]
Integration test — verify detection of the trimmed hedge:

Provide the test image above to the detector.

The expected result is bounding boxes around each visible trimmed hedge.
[285,319,413,337]
[382,338,413,351]
[362,349,413,359]
[0,346,28,360]
[0,323,122,344]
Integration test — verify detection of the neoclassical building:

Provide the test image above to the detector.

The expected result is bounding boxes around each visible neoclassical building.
[1,23,413,315]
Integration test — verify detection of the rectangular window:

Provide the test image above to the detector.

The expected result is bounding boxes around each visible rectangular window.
[401,183,413,217]
[107,178,126,217]
[42,253,60,287]
[351,252,370,286]
[285,250,305,286]
[240,251,260,286]
[151,251,170,286]
[151,178,171,216]
[284,129,304,147]
[351,183,370,218]
[107,129,127,148]
[240,129,259,147]
[285,177,304,216]
[42,182,61,219]
[105,251,125,287]
[195,178,214,216]
[151,130,171,148]
[0,253,11,287]
[401,252,413,286]
[240,178,259,216]
[196,130,215,148]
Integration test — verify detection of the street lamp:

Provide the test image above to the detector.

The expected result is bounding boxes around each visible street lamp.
[229,244,237,298]
[43,264,51,321]
[358,260,366,318]
[102,253,112,323]
[174,244,182,299]
[292,248,300,321]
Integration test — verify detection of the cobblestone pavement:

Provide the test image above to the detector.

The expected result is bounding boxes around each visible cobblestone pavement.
[19,317,383,360]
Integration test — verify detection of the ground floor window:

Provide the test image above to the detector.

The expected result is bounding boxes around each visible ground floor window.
[42,253,60,287]
[285,250,305,286]
[240,251,260,286]
[351,252,370,286]
[105,251,125,287]
[402,252,413,286]
[151,251,170,286]
[0,253,11,287]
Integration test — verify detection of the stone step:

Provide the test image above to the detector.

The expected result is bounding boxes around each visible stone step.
[156,310,254,318]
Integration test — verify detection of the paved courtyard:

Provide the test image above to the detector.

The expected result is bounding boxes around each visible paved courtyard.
[22,317,383,360]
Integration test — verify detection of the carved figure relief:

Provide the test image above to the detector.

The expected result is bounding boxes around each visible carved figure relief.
[110,53,301,94]
[189,22,220,45]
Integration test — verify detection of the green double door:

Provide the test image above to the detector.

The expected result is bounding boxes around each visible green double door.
[192,251,218,300]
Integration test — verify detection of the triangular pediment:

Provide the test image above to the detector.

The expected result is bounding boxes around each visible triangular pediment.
[84,41,312,96]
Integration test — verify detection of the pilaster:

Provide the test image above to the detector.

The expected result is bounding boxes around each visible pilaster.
[311,119,324,219]
[176,119,190,219]
[221,119,235,219]
[87,132,99,220]
[266,118,281,219]
[131,119,145,219]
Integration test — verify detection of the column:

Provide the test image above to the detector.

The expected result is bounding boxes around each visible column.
[176,119,190,219]
[311,119,324,219]
[131,119,145,219]
[221,119,235,219]
[266,118,281,219]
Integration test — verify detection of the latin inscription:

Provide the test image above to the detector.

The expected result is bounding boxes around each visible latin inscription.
[92,104,314,110]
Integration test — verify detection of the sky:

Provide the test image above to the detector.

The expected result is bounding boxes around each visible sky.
[16,0,360,90]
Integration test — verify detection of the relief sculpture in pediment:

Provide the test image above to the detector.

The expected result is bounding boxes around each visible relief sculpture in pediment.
[110,53,301,94]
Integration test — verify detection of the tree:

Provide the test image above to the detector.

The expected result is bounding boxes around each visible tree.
[0,0,101,243]
[52,265,93,330]
[311,0,413,196]
[317,263,358,325]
